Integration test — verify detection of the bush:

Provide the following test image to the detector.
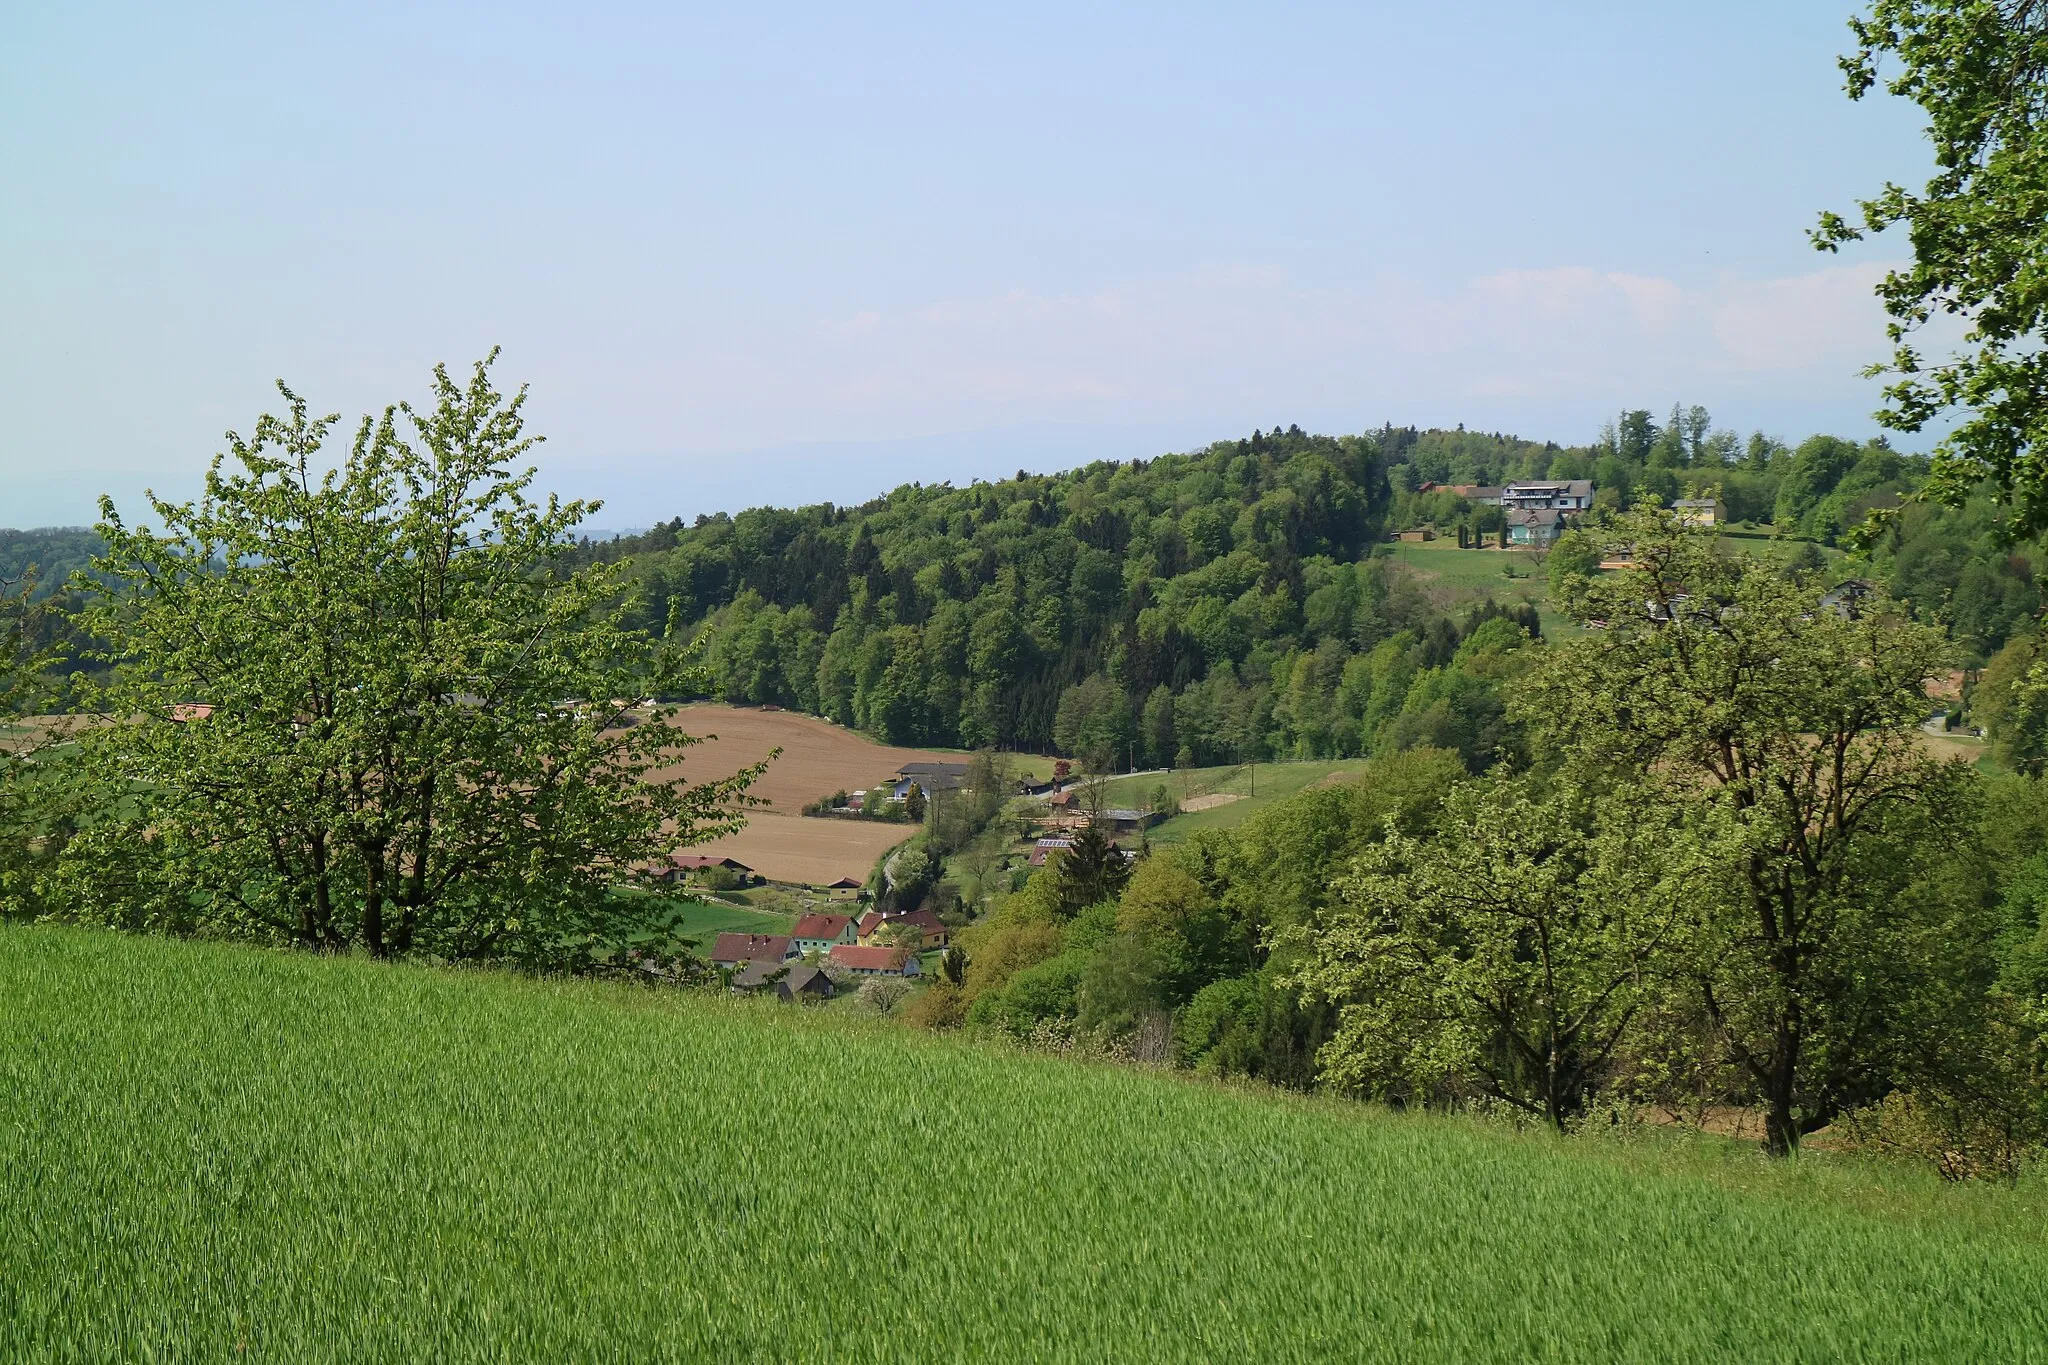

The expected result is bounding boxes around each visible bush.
[1840,1090,2045,1182]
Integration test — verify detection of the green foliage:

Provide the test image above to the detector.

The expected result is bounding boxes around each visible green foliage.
[1546,528,1601,595]
[639,425,1392,755]
[1820,1,2048,535]
[1044,821,1130,918]
[1528,508,1978,1155]
[0,566,76,920]
[1299,777,1695,1129]
[49,357,763,966]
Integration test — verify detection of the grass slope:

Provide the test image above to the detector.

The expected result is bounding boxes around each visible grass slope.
[1089,760,1377,842]
[671,898,797,943]
[4,925,2045,1362]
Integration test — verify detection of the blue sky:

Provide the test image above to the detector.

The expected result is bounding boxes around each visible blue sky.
[2,2,1934,530]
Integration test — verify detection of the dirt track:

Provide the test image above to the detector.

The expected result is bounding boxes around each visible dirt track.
[648,706,963,885]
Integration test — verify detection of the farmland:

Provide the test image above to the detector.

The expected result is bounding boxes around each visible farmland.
[3,923,2044,1362]
[1082,759,1377,841]
[643,705,964,884]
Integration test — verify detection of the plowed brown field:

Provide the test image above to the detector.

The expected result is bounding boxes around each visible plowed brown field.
[648,705,963,885]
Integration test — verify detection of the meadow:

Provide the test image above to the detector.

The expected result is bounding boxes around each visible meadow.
[668,897,796,941]
[1383,528,1844,643]
[4,924,2045,1363]
[1089,759,1376,841]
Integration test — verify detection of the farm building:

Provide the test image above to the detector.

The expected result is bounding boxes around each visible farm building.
[710,934,795,969]
[790,913,858,955]
[885,761,970,802]
[1100,808,1158,835]
[819,876,863,901]
[731,960,835,1002]
[1035,809,1157,837]
[828,944,922,978]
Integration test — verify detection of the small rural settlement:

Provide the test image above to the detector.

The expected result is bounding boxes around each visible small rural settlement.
[646,704,1171,1005]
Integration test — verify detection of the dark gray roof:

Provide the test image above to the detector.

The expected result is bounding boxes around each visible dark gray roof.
[731,959,792,988]
[779,965,835,998]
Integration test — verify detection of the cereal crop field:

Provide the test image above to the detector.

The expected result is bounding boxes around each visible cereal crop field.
[645,705,964,885]
[6,924,2045,1363]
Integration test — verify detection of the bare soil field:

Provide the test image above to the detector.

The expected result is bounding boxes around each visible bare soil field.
[647,705,963,885]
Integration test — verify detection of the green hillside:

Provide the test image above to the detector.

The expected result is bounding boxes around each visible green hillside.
[4,924,2043,1363]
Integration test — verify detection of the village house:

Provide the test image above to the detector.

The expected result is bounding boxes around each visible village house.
[856,908,949,950]
[731,960,835,1002]
[1674,497,1725,529]
[652,853,757,887]
[709,933,795,969]
[1507,507,1564,546]
[1501,479,1595,512]
[1028,837,1075,867]
[789,913,858,955]
[819,876,863,902]
[828,944,923,978]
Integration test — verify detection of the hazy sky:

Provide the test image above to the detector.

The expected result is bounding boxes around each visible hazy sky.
[3,2,1934,530]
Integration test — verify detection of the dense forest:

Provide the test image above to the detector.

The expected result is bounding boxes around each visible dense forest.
[543,405,2044,768]
[9,405,2047,767]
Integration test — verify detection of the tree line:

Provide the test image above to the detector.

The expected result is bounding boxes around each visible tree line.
[920,509,2048,1171]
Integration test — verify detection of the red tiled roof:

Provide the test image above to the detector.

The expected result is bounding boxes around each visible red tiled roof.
[791,913,853,941]
[828,944,912,972]
[856,910,886,936]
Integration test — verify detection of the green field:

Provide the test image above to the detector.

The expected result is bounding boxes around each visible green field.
[671,896,795,943]
[4,924,2044,1362]
[1086,759,1377,842]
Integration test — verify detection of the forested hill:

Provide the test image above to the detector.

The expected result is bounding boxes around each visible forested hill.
[562,409,2048,767]
[592,425,1414,758]
[12,410,2047,763]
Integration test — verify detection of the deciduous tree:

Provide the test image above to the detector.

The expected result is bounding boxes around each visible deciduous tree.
[1820,0,2048,534]
[1297,775,1692,1129]
[57,355,763,964]
[1526,508,1968,1154]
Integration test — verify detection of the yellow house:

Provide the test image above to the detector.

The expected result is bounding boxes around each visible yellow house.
[1674,498,1725,529]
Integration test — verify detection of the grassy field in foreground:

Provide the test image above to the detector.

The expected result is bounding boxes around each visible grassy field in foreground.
[4,926,2046,1362]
